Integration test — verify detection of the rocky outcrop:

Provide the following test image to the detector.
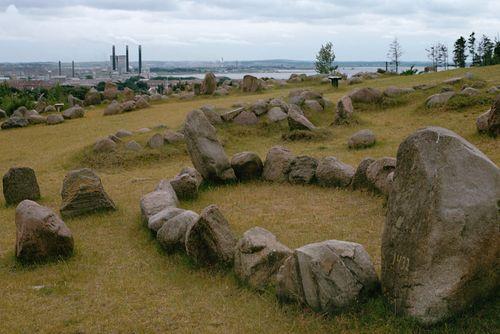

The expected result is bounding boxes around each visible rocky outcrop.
[15,200,74,262]
[184,109,236,183]
[277,240,378,314]
[3,167,41,205]
[60,168,116,218]
[234,227,292,289]
[185,205,237,266]
[382,127,500,325]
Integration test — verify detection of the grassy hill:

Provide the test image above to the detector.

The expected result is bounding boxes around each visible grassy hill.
[0,65,498,333]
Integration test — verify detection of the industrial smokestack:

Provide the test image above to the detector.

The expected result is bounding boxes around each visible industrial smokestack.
[138,45,142,75]
[72,61,75,78]
[112,45,116,71]
[58,61,62,76]
[126,45,129,73]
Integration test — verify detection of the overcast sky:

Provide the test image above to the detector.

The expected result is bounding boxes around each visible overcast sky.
[0,0,499,62]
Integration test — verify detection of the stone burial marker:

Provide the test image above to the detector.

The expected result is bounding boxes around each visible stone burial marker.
[184,109,236,183]
[60,168,116,218]
[3,167,41,205]
[382,127,500,325]
[15,200,74,263]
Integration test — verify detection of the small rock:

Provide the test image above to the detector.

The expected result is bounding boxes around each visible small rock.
[251,99,268,116]
[125,140,142,152]
[221,107,244,122]
[335,95,354,124]
[348,87,383,103]
[1,116,29,129]
[103,100,123,116]
[461,87,480,96]
[170,173,199,200]
[148,207,186,232]
[267,107,288,122]
[233,111,259,125]
[140,181,179,222]
[62,106,84,119]
[476,110,490,133]
[200,106,223,125]
[303,99,323,113]
[147,133,165,149]
[164,130,185,143]
[93,138,117,153]
[426,91,455,107]
[136,127,151,133]
[115,129,133,138]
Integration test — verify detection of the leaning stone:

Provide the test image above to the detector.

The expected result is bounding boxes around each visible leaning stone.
[316,157,355,188]
[3,167,41,205]
[184,109,236,183]
[366,157,396,195]
[382,126,500,325]
[157,210,200,251]
[93,138,117,153]
[234,227,292,289]
[60,168,116,218]
[287,156,318,185]
[231,152,263,181]
[221,107,244,122]
[335,95,354,124]
[351,158,375,190]
[276,240,379,313]
[15,200,74,262]
[148,207,186,232]
[288,109,316,131]
[185,205,236,266]
[262,146,295,182]
[140,181,179,223]
[348,129,376,149]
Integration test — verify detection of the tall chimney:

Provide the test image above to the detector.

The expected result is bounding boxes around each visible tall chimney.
[58,61,62,76]
[138,45,142,75]
[112,45,116,71]
[72,61,75,78]
[126,45,129,73]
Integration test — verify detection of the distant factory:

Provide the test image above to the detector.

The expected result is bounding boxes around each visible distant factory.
[110,45,142,75]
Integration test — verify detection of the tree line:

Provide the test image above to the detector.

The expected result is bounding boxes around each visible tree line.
[453,32,500,68]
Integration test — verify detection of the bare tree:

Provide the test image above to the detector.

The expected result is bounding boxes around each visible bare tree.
[426,42,449,70]
[387,38,403,73]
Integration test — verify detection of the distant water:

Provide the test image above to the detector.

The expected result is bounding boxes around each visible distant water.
[175,66,427,80]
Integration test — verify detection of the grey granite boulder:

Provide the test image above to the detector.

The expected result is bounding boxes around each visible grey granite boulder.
[262,146,295,182]
[316,157,355,188]
[157,210,200,251]
[366,157,396,195]
[3,167,41,205]
[147,207,186,233]
[287,156,318,185]
[140,181,179,223]
[348,129,376,149]
[351,158,375,190]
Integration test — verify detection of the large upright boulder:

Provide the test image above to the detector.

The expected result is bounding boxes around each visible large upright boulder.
[382,127,500,325]
[184,109,236,183]
[241,75,262,92]
[201,72,217,95]
[335,95,354,124]
[3,167,41,205]
[103,82,119,100]
[234,227,292,289]
[185,205,236,266]
[262,146,295,182]
[277,240,378,314]
[15,200,74,262]
[60,168,116,218]
[84,87,101,106]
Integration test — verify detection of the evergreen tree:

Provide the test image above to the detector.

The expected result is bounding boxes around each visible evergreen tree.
[479,35,494,66]
[315,42,336,74]
[493,38,500,65]
[468,32,481,66]
[453,36,467,68]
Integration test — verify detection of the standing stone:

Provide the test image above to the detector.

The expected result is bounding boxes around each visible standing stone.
[241,75,262,92]
[262,146,295,182]
[234,227,292,290]
[287,156,318,185]
[366,157,396,195]
[157,210,200,252]
[233,111,259,125]
[3,167,41,205]
[147,133,165,149]
[486,96,499,137]
[276,240,379,313]
[60,168,116,218]
[185,205,236,266]
[348,129,376,149]
[184,109,236,183]
[201,72,217,95]
[15,200,74,262]
[382,127,500,325]
[335,96,354,124]
[230,152,263,181]
[140,181,179,223]
[351,158,375,190]
[84,87,101,106]
[316,157,355,188]
[103,82,119,100]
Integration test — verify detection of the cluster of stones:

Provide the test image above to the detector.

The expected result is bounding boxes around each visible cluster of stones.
[103,92,151,116]
[198,89,329,133]
[347,71,382,85]
[4,167,115,263]
[143,107,499,325]
[0,105,84,130]
[92,126,185,153]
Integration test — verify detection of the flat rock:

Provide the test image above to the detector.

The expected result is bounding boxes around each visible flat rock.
[60,168,116,218]
[316,157,355,188]
[234,227,292,289]
[3,167,41,205]
[277,240,379,313]
[15,200,74,262]
[185,205,236,266]
[382,126,500,325]
[262,146,295,182]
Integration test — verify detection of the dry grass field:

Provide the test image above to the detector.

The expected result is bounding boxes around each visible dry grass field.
[0,66,499,333]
